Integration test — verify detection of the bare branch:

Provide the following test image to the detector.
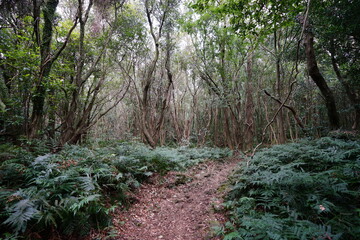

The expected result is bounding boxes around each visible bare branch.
[263,89,305,129]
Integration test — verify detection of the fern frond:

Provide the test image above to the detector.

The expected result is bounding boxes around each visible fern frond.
[4,199,39,233]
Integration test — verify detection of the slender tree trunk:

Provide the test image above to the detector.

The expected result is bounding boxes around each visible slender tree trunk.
[303,24,340,130]
[223,108,234,149]
[171,103,182,142]
[244,52,255,150]
[287,111,294,140]
[274,31,286,143]
[213,108,219,146]
[48,102,56,138]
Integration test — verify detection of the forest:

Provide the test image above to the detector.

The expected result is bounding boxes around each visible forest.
[0,0,359,239]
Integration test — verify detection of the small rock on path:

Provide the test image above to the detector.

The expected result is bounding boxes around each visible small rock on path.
[113,158,240,240]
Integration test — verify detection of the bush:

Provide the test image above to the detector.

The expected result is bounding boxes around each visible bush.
[0,141,231,239]
[222,137,360,240]
[0,146,118,238]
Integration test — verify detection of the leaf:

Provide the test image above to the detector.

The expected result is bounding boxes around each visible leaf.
[4,199,40,233]
[69,194,102,214]
[78,175,96,191]
[224,231,241,240]
[115,172,124,180]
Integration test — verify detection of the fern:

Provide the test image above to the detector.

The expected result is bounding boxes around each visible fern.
[3,198,39,233]
[223,231,242,240]
[224,137,360,240]
[69,194,102,214]
[0,140,231,238]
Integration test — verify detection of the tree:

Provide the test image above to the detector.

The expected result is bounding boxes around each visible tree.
[311,0,360,129]
[58,0,131,146]
[0,0,133,145]
[192,0,341,131]
[0,1,41,139]
[29,0,78,138]
[131,0,179,148]
[300,11,340,130]
[183,11,250,148]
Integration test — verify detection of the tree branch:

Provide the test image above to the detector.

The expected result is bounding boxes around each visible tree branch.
[263,89,305,129]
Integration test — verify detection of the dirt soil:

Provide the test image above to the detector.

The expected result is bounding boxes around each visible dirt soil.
[112,158,240,240]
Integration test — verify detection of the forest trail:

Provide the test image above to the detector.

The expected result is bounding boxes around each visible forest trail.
[113,158,240,240]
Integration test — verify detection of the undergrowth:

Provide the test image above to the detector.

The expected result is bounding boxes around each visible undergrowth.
[0,141,231,239]
[221,137,360,240]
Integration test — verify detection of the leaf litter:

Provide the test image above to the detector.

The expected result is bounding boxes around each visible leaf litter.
[112,157,240,240]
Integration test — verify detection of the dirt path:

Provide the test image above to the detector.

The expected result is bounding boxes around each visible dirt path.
[113,158,240,240]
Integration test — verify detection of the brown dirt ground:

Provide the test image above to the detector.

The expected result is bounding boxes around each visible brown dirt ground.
[111,158,240,240]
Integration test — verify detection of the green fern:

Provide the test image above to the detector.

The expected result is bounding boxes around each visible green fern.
[225,137,360,240]
[3,198,39,233]
[0,140,232,238]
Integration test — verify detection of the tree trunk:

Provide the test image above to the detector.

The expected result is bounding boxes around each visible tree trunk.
[244,52,255,150]
[171,103,182,143]
[274,31,286,143]
[223,108,234,149]
[59,0,94,146]
[303,27,340,130]
[140,0,173,148]
[329,47,360,130]
[29,0,59,138]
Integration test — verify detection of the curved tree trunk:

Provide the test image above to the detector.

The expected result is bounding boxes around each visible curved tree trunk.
[140,0,173,148]
[303,27,340,130]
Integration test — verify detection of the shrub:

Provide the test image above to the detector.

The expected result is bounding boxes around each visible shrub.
[0,146,118,238]
[222,137,360,240]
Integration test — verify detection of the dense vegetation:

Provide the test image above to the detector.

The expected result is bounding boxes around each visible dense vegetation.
[1,0,359,239]
[0,141,231,239]
[1,0,359,150]
[221,136,360,240]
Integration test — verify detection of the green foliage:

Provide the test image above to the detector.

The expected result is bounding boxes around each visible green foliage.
[111,142,231,175]
[0,25,40,137]
[0,141,231,239]
[223,137,360,240]
[191,0,304,40]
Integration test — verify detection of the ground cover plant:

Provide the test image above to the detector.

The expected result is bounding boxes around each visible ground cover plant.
[221,136,360,240]
[0,141,231,239]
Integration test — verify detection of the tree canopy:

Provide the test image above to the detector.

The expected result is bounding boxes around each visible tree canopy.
[0,0,359,148]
